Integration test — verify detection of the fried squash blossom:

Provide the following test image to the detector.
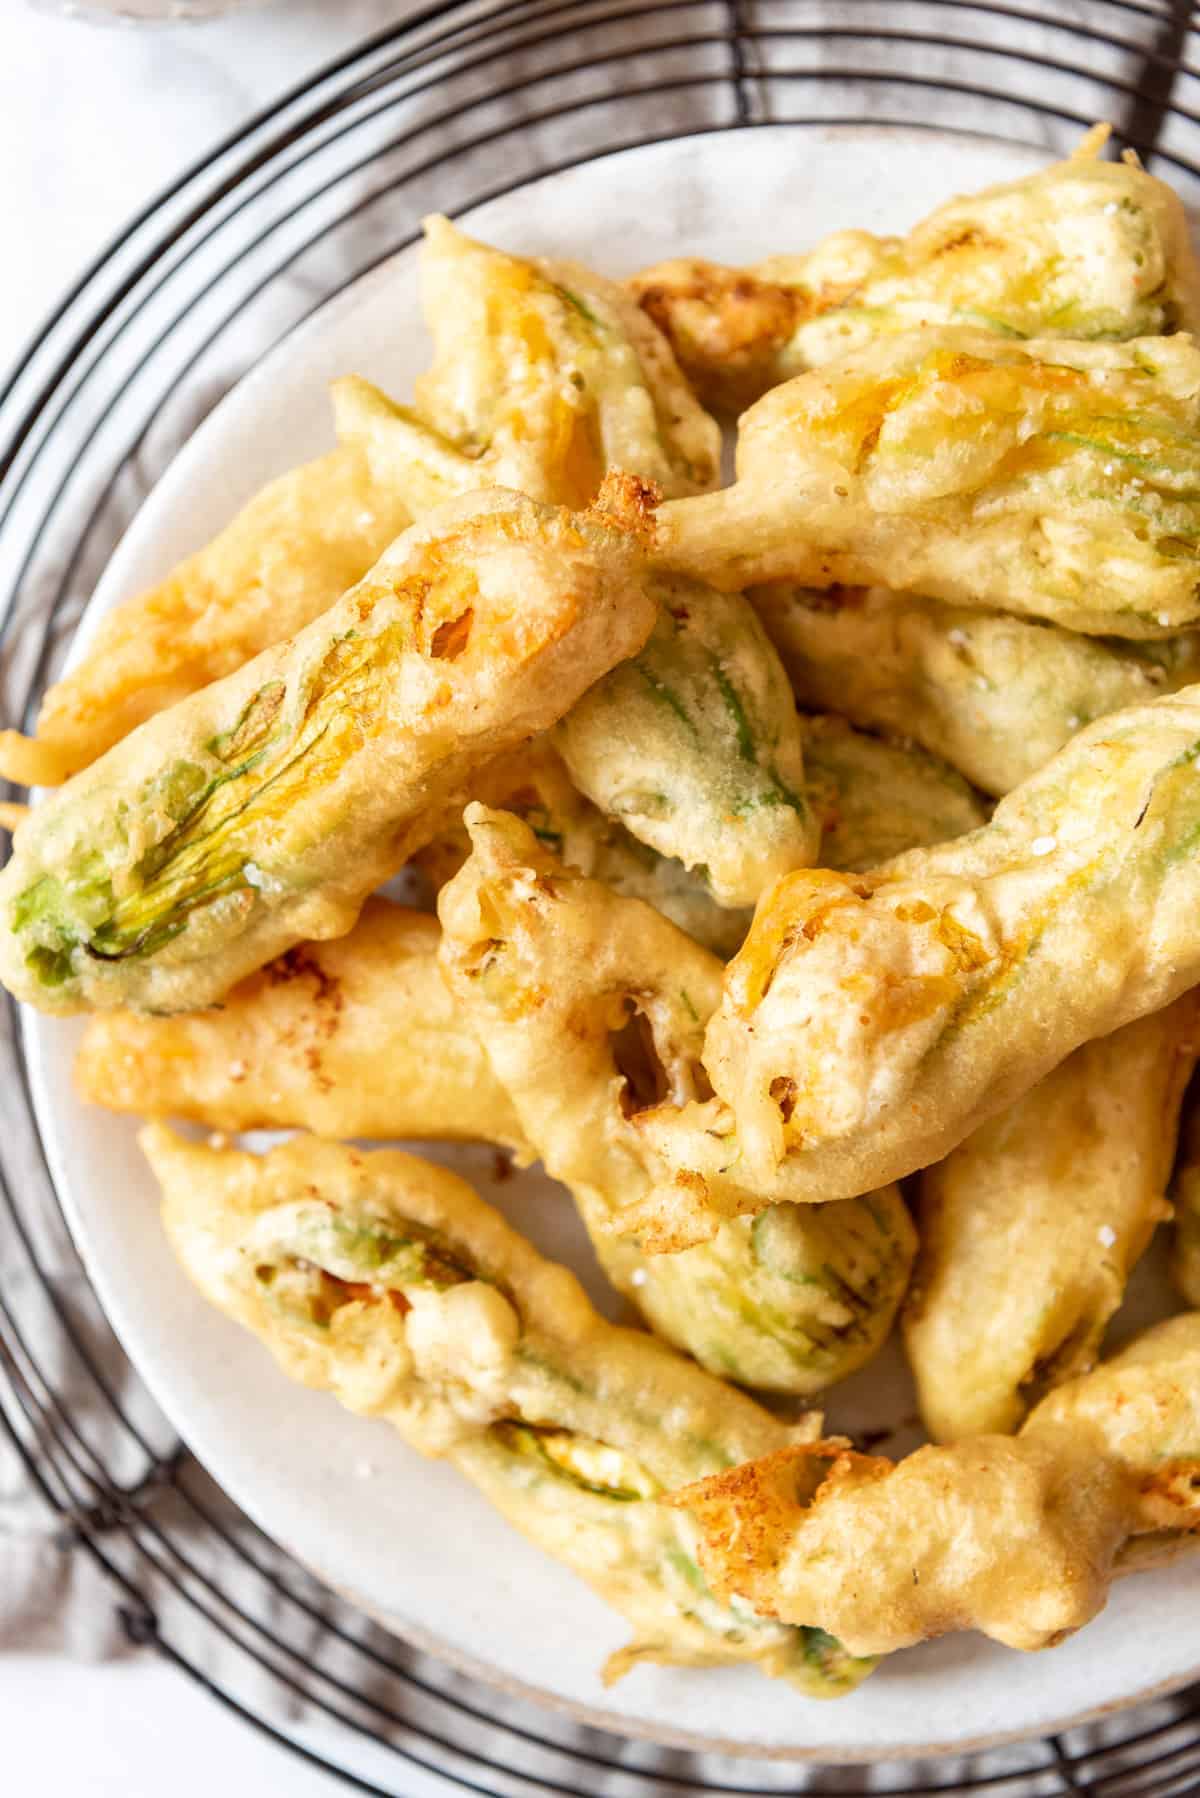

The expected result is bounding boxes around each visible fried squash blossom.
[0,485,657,1014]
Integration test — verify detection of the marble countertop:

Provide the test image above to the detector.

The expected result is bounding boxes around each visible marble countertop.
[1,9,412,1789]
[5,1655,345,1795]
[1,1,406,362]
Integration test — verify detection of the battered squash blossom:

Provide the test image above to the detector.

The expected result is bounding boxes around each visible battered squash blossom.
[904,996,1200,1442]
[672,1315,1200,1659]
[0,442,414,788]
[797,712,985,869]
[336,213,721,509]
[0,485,657,1014]
[555,576,819,906]
[340,219,818,906]
[623,681,1200,1245]
[630,125,1200,411]
[655,328,1200,638]
[437,806,916,1395]
[145,1125,873,1696]
[73,901,531,1152]
[756,583,1200,798]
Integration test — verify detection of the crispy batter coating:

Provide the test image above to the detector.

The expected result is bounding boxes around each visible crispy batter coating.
[335,214,720,508]
[631,236,886,415]
[0,213,717,798]
[420,741,752,957]
[904,996,1200,1441]
[337,223,814,903]
[631,127,1200,411]
[0,485,656,1015]
[799,712,985,870]
[671,1314,1200,1659]
[628,684,1200,1239]
[655,329,1200,638]
[437,805,915,1392]
[758,584,1200,797]
[145,1123,872,1694]
[73,899,526,1151]
[73,714,985,1133]
[0,443,411,789]
[1171,1111,1200,1308]
[555,576,818,906]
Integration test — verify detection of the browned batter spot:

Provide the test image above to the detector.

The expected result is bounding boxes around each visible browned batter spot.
[930,227,994,258]
[430,607,474,661]
[769,1074,797,1124]
[589,469,660,545]
[264,945,345,1024]
[303,1045,334,1094]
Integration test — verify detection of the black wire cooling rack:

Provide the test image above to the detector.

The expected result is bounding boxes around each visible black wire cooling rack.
[5,3,1200,1792]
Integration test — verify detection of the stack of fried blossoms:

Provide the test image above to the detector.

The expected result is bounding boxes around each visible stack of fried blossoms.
[5,124,1200,1694]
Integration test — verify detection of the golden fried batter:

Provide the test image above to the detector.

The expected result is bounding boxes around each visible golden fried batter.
[800,712,985,870]
[672,1314,1200,1658]
[146,1124,871,1695]
[628,684,1200,1239]
[437,805,914,1393]
[0,483,656,1015]
[337,214,720,509]
[0,443,411,787]
[555,575,818,906]
[756,583,1200,797]
[73,899,526,1151]
[631,235,884,414]
[905,996,1200,1441]
[631,127,1200,411]
[655,329,1200,637]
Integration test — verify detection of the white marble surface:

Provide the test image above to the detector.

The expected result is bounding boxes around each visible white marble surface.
[0,0,409,365]
[4,1655,343,1794]
[0,7,407,1788]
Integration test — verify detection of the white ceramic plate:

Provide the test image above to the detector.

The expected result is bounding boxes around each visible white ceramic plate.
[25,125,1200,1761]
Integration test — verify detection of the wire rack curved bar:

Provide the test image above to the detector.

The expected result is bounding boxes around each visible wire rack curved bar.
[2,4,1200,1792]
